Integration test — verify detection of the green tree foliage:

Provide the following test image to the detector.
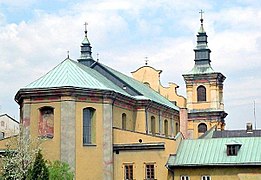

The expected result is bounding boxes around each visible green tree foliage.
[27,150,49,180]
[48,161,74,180]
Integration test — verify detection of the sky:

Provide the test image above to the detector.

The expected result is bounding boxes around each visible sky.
[0,0,261,129]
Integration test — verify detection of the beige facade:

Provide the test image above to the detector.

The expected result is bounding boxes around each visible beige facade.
[0,114,19,139]
[131,65,188,138]
[132,65,186,108]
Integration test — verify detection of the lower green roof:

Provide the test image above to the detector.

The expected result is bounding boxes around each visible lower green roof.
[168,137,261,167]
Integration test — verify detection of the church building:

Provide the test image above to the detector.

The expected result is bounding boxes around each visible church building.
[14,23,181,179]
[3,12,260,180]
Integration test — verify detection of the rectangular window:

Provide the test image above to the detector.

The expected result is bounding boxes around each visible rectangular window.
[180,175,190,180]
[145,164,155,180]
[201,175,211,180]
[124,164,133,180]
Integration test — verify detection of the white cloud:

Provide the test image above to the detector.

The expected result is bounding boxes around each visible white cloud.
[0,0,261,129]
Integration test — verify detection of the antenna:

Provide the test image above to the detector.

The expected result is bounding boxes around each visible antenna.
[254,100,257,130]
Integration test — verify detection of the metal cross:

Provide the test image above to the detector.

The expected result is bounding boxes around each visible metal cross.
[67,50,70,58]
[84,22,88,32]
[199,10,204,19]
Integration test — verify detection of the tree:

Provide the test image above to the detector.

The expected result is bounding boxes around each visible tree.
[1,126,40,180]
[27,150,49,180]
[48,161,74,180]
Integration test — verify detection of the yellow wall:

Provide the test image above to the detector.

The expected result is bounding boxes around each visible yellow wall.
[187,120,221,138]
[174,167,261,180]
[186,82,224,111]
[113,106,135,131]
[75,101,104,180]
[113,128,178,180]
[29,100,61,161]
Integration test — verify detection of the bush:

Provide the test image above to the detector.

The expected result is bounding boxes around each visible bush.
[27,150,49,180]
[48,161,74,180]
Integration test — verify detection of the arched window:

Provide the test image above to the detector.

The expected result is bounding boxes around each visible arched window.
[197,85,206,102]
[198,123,207,133]
[151,116,156,135]
[39,106,54,138]
[164,120,168,137]
[83,107,96,145]
[144,82,150,87]
[1,121,4,127]
[122,113,127,130]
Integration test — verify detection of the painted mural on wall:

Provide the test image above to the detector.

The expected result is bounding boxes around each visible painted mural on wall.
[39,107,54,138]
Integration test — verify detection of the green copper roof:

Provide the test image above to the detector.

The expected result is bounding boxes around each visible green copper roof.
[102,64,179,110]
[82,36,90,45]
[25,58,129,96]
[187,64,215,74]
[167,137,261,167]
[23,58,178,110]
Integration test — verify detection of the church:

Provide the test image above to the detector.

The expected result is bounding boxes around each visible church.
[2,13,260,180]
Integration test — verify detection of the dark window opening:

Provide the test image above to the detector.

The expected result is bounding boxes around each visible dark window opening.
[227,145,241,156]
[198,123,207,133]
[83,107,95,145]
[197,85,206,102]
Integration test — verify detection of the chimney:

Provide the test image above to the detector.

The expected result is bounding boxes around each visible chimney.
[246,123,253,133]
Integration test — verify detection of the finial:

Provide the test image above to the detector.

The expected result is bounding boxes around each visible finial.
[97,53,99,62]
[84,22,88,37]
[145,57,149,65]
[67,50,70,58]
[199,10,204,24]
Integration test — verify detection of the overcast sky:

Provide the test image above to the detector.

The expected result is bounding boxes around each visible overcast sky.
[0,0,260,129]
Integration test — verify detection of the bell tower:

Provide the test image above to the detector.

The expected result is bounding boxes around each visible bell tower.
[183,11,227,139]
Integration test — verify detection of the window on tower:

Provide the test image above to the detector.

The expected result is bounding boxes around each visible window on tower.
[197,85,206,102]
[198,123,207,133]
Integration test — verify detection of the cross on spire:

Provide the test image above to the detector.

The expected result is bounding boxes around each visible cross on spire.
[84,22,88,36]
[145,57,149,65]
[199,10,204,24]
